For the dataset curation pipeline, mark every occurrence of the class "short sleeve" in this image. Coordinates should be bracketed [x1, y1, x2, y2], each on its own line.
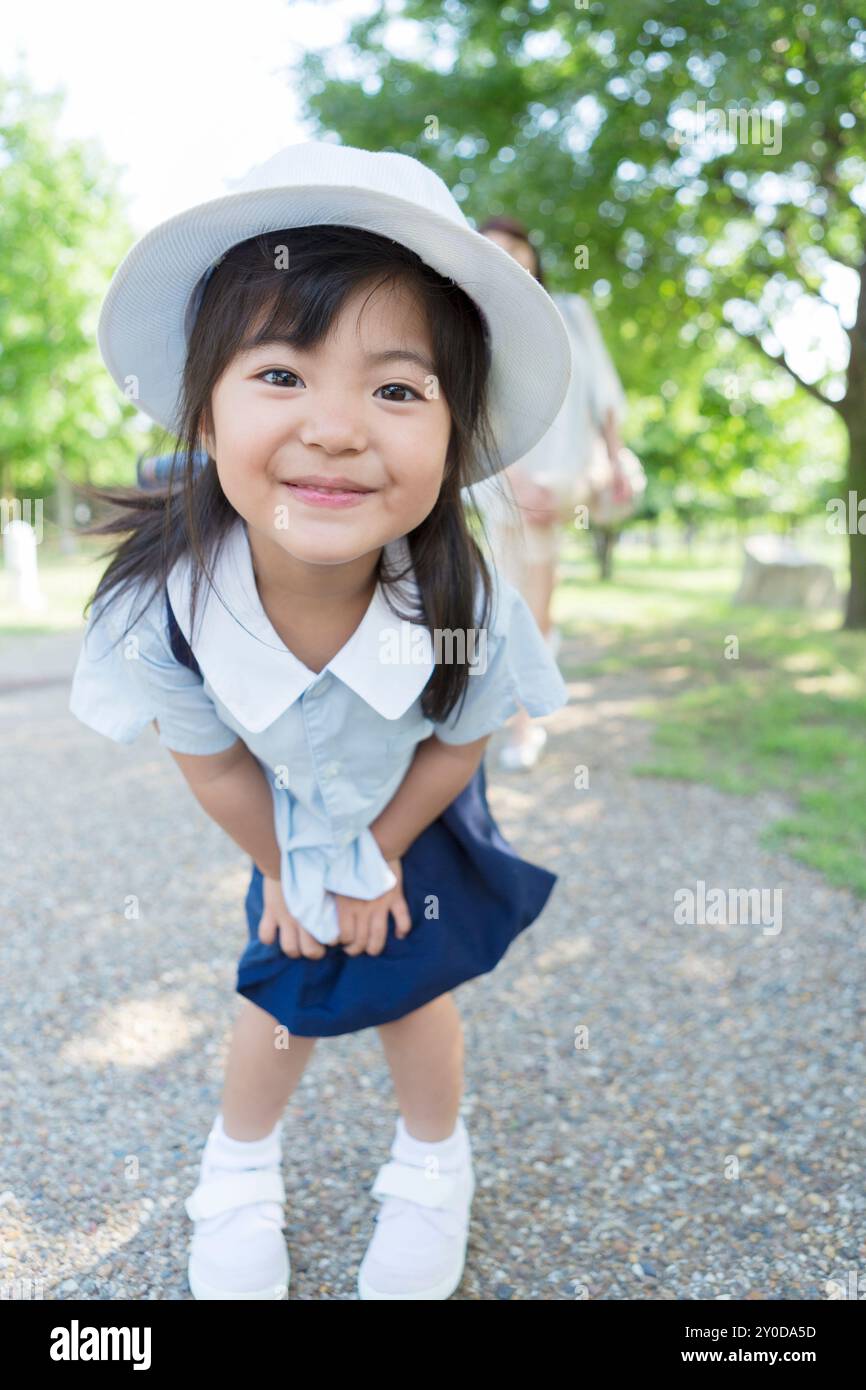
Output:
[68, 585, 241, 756]
[431, 575, 569, 745]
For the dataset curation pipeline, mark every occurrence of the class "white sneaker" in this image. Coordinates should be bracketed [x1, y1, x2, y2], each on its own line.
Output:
[497, 724, 548, 772]
[357, 1118, 475, 1300]
[184, 1117, 290, 1300]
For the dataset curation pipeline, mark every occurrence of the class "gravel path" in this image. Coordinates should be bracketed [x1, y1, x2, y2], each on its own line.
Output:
[1, 628, 863, 1301]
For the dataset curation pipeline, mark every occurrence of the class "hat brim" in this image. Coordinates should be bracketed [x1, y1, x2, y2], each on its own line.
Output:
[97, 182, 572, 485]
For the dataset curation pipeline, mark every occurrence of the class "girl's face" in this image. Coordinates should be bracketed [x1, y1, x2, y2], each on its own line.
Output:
[203, 277, 451, 569]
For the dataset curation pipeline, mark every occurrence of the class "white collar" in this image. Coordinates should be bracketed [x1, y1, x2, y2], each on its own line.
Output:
[165, 518, 434, 732]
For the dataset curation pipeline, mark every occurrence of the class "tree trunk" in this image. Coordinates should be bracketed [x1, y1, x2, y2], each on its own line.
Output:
[593, 527, 615, 580]
[841, 257, 866, 628]
[843, 415, 866, 628]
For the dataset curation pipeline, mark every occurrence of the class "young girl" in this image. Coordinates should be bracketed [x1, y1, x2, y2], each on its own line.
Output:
[68, 142, 572, 1302]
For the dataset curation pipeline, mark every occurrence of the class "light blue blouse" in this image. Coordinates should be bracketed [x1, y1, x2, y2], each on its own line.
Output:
[68, 517, 569, 945]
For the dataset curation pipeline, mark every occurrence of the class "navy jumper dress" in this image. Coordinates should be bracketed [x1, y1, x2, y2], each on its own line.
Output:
[166, 591, 560, 1038]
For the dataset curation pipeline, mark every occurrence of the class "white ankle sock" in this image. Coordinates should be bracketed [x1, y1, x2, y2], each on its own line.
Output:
[394, 1115, 466, 1168]
[210, 1111, 282, 1167]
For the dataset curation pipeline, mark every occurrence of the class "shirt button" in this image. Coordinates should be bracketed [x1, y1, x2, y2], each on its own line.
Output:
[324, 760, 340, 776]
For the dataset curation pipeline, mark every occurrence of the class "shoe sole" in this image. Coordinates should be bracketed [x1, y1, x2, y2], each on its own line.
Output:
[356, 1171, 475, 1301]
[356, 1262, 464, 1300]
[188, 1249, 290, 1301]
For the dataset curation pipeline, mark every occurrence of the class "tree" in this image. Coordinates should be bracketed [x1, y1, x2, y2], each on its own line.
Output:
[290, 0, 866, 624]
[0, 71, 139, 515]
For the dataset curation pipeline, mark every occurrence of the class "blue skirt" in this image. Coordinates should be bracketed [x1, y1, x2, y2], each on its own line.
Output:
[235, 760, 558, 1037]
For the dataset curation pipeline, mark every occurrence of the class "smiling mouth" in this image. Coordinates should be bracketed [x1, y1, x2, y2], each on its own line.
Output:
[280, 480, 376, 508]
[284, 483, 372, 493]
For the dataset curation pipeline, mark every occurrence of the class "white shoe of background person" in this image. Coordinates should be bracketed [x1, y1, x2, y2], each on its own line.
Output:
[497, 724, 548, 773]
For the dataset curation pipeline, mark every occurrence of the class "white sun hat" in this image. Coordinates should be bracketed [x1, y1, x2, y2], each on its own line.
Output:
[96, 140, 572, 488]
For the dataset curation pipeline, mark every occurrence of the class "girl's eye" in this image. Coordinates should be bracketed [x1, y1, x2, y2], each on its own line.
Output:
[255, 371, 420, 401]
[257, 369, 302, 387]
[376, 383, 421, 403]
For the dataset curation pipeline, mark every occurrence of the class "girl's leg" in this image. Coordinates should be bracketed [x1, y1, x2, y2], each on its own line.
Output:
[219, 996, 318, 1140]
[484, 511, 560, 751]
[521, 547, 557, 637]
[375, 993, 464, 1141]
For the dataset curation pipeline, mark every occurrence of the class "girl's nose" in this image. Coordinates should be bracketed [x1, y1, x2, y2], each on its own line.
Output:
[287, 378, 368, 450]
[297, 410, 368, 455]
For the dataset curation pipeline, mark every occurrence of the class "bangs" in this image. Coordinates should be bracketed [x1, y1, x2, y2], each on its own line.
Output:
[189, 227, 445, 398]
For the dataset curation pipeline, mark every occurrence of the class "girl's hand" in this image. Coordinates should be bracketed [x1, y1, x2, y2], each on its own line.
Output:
[332, 858, 412, 957]
[259, 874, 327, 960]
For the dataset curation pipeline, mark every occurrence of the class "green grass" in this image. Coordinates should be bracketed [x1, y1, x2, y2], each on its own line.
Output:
[554, 532, 866, 898]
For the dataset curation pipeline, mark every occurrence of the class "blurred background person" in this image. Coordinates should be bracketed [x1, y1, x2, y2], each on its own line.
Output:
[471, 215, 630, 771]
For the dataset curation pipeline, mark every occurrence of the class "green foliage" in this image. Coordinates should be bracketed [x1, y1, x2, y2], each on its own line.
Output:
[4, 3, 865, 567]
[0, 70, 144, 500]
[291, 0, 860, 515]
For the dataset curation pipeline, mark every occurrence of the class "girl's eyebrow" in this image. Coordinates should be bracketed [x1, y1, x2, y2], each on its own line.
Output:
[240, 337, 435, 374]
[364, 347, 436, 375]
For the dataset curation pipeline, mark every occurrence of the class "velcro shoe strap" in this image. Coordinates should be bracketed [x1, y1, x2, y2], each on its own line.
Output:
[371, 1159, 458, 1208]
[184, 1169, 285, 1221]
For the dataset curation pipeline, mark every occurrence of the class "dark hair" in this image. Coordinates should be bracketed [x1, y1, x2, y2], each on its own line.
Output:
[477, 216, 546, 288]
[74, 224, 523, 725]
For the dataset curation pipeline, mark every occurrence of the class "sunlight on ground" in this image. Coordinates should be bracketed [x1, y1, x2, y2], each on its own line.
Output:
[59, 994, 204, 1069]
